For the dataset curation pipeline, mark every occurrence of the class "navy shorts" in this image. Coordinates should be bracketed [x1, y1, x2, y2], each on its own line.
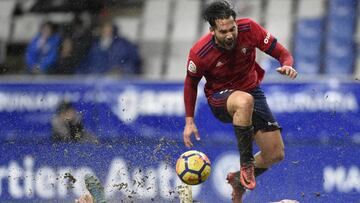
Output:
[209, 86, 281, 133]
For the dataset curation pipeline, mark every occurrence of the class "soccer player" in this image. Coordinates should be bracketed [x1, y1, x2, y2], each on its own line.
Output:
[182, 1, 297, 202]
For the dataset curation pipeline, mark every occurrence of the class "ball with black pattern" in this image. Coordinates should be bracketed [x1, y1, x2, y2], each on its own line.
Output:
[175, 150, 211, 185]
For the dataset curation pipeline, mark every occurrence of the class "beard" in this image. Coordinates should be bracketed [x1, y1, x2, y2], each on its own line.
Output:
[215, 35, 236, 50]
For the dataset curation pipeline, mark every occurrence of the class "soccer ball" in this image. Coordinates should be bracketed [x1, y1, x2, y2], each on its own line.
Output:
[175, 150, 211, 185]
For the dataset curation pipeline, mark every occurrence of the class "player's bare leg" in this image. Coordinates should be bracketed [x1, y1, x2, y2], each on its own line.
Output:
[225, 130, 284, 203]
[227, 91, 256, 190]
[253, 129, 285, 173]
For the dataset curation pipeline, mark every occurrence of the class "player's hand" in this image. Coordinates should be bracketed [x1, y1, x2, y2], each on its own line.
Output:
[183, 117, 200, 148]
[75, 191, 94, 203]
[276, 65, 297, 79]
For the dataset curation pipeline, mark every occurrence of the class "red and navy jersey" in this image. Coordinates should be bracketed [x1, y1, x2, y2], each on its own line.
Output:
[184, 18, 293, 117]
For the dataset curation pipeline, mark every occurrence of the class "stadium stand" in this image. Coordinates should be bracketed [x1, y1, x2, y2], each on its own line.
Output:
[12, 13, 74, 44]
[11, 14, 43, 43]
[258, 0, 294, 76]
[233, 0, 262, 23]
[324, 0, 357, 75]
[0, 0, 359, 77]
[166, 0, 200, 80]
[0, 0, 16, 63]
[293, 0, 326, 75]
[355, 2, 360, 78]
[139, 0, 171, 79]
[113, 16, 141, 44]
[265, 0, 293, 49]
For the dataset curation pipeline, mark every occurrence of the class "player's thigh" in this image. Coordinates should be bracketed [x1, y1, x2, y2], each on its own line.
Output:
[254, 129, 284, 156]
[226, 90, 254, 116]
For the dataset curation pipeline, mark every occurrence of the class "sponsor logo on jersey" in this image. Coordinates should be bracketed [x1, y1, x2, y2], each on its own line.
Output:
[264, 32, 271, 44]
[187, 60, 197, 73]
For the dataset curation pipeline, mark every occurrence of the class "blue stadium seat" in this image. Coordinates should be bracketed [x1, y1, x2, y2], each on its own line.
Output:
[293, 19, 324, 74]
[324, 38, 355, 74]
[357, 44, 360, 76]
[325, 55, 355, 74]
[324, 0, 357, 75]
[327, 15, 355, 40]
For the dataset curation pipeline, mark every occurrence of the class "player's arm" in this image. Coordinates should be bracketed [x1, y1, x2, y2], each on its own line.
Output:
[183, 56, 203, 148]
[270, 42, 297, 79]
[251, 19, 297, 79]
[184, 75, 201, 147]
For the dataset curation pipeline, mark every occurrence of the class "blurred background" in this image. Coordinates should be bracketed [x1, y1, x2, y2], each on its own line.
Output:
[0, 0, 359, 202]
[0, 0, 358, 79]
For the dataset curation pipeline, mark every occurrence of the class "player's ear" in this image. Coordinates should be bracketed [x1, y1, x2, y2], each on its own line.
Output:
[209, 26, 215, 35]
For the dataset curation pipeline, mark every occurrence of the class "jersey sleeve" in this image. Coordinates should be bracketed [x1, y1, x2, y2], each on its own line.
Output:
[186, 50, 204, 78]
[184, 50, 203, 117]
[249, 19, 294, 67]
[250, 19, 278, 54]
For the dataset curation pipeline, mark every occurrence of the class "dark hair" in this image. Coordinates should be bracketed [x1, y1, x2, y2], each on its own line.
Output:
[56, 101, 74, 114]
[41, 21, 56, 32]
[203, 1, 236, 27]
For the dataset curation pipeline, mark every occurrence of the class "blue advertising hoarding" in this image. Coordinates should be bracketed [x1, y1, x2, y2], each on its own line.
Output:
[0, 78, 359, 202]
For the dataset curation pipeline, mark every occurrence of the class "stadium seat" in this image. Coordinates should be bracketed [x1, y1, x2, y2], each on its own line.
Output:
[298, 0, 326, 18]
[45, 12, 74, 24]
[325, 58, 355, 75]
[356, 46, 360, 78]
[232, 0, 262, 23]
[139, 0, 171, 79]
[324, 39, 355, 75]
[113, 16, 140, 43]
[356, 3, 360, 44]
[291, 0, 327, 75]
[259, 0, 293, 75]
[166, 0, 200, 80]
[12, 12, 76, 44]
[293, 19, 324, 74]
[0, 0, 15, 41]
[354, 3, 360, 77]
[11, 14, 44, 43]
[324, 0, 357, 75]
[327, 0, 356, 40]
[0, 0, 15, 63]
[265, 0, 293, 48]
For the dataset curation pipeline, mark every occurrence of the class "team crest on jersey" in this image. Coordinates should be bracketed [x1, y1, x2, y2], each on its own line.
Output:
[187, 60, 197, 73]
[241, 47, 251, 55]
[241, 48, 247, 54]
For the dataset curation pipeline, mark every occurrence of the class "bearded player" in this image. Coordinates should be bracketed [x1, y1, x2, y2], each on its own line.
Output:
[182, 1, 297, 202]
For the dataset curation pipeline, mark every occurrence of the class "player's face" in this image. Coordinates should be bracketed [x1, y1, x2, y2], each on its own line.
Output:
[211, 16, 238, 50]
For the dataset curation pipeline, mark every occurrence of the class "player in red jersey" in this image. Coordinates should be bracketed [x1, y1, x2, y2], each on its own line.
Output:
[182, 1, 297, 202]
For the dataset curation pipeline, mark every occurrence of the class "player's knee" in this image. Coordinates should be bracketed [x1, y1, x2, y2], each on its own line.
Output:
[270, 147, 284, 164]
[233, 92, 254, 109]
[274, 149, 285, 163]
[264, 147, 284, 165]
